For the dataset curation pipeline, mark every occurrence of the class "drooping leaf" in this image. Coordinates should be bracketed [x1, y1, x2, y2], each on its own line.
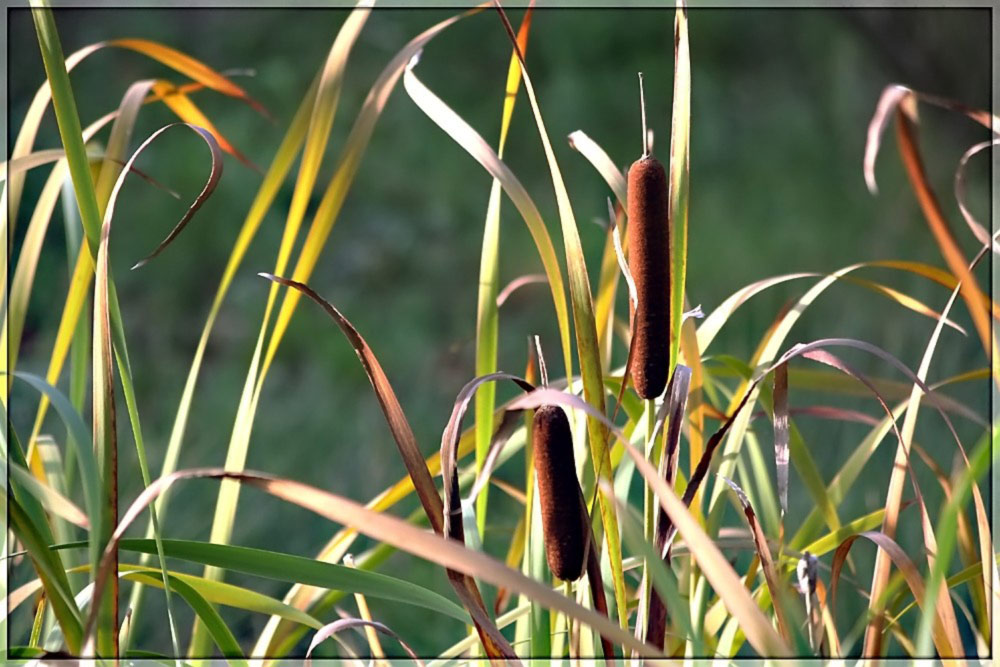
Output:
[260, 274, 517, 660]
[305, 618, 423, 666]
[953, 139, 999, 253]
[719, 475, 795, 645]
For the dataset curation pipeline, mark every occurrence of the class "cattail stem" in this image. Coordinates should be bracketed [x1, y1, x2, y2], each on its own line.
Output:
[580, 489, 615, 663]
[635, 399, 659, 655]
[645, 402, 670, 648]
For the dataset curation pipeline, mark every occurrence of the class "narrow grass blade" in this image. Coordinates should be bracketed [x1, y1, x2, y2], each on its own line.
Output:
[440, 372, 533, 539]
[126, 125, 223, 270]
[796, 347, 963, 657]
[116, 566, 324, 630]
[10, 464, 88, 530]
[667, 1, 691, 375]
[4, 112, 114, 385]
[30, 3, 103, 253]
[801, 507, 890, 556]
[954, 139, 999, 253]
[913, 434, 992, 654]
[567, 130, 627, 204]
[8, 498, 83, 654]
[719, 475, 794, 645]
[166, 576, 247, 664]
[341, 554, 386, 660]
[610, 484, 697, 652]
[66, 538, 470, 624]
[888, 99, 995, 377]
[864, 84, 996, 194]
[496, 274, 547, 307]
[92, 124, 120, 660]
[879, 243, 996, 651]
[108, 38, 269, 116]
[474, 2, 533, 541]
[830, 531, 952, 657]
[773, 364, 789, 519]
[403, 58, 572, 387]
[95, 121, 222, 657]
[646, 365, 690, 649]
[12, 372, 102, 571]
[93, 80, 156, 211]
[563, 132, 628, 371]
[697, 261, 976, 355]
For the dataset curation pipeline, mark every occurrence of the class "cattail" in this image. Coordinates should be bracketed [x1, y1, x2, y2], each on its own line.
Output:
[532, 405, 586, 581]
[627, 73, 670, 399]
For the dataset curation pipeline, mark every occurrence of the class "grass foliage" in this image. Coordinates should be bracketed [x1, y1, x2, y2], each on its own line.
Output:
[4, 2, 996, 661]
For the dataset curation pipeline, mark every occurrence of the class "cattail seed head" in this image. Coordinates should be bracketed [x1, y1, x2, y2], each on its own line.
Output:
[532, 405, 586, 581]
[627, 155, 670, 399]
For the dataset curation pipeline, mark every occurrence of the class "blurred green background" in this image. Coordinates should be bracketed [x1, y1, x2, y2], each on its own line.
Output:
[8, 6, 991, 657]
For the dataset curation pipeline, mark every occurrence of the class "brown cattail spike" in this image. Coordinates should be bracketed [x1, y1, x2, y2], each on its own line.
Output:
[627, 151, 670, 399]
[627, 72, 670, 399]
[532, 405, 587, 581]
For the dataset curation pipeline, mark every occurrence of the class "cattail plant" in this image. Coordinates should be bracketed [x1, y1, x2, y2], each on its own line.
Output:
[626, 73, 670, 399]
[532, 403, 587, 581]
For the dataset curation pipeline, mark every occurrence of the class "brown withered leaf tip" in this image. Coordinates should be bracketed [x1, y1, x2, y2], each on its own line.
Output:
[532, 405, 586, 581]
[627, 155, 670, 399]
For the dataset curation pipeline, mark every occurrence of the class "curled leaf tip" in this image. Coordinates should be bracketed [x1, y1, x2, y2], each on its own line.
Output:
[407, 51, 423, 71]
[864, 84, 917, 195]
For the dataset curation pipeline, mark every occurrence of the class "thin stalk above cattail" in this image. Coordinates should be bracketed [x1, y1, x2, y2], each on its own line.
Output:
[627, 72, 670, 400]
